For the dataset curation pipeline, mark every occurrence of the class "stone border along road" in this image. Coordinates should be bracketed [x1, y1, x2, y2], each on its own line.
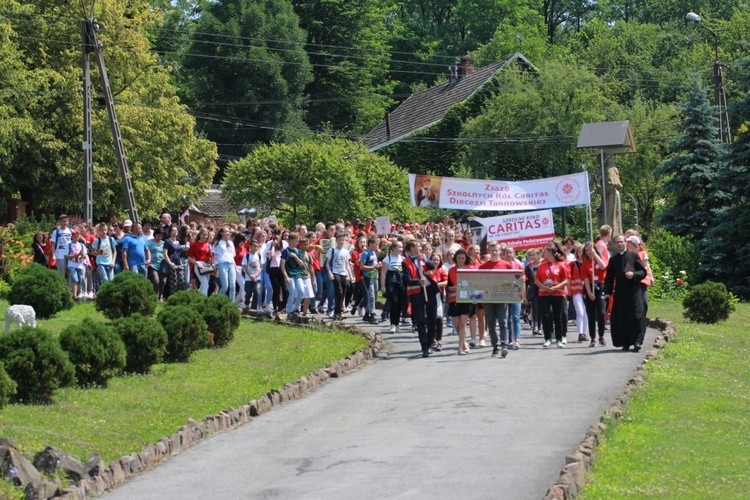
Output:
[105, 313, 660, 500]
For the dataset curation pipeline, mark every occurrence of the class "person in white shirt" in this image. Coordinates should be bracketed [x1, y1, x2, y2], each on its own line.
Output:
[50, 214, 72, 284]
[325, 233, 353, 320]
[212, 226, 236, 301]
[65, 230, 87, 298]
[242, 240, 262, 309]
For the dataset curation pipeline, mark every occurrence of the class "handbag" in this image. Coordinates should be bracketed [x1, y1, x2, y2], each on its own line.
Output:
[159, 259, 171, 277]
[197, 264, 215, 275]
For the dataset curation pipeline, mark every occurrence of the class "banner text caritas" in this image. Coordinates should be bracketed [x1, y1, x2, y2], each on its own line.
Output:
[487, 214, 543, 235]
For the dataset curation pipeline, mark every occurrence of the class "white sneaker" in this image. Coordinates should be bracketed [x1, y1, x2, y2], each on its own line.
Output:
[543, 340, 551, 348]
[514, 340, 520, 349]
[389, 325, 396, 334]
[468, 339, 476, 348]
[562, 337, 568, 345]
[327, 311, 334, 318]
[358, 307, 364, 317]
[479, 339, 486, 347]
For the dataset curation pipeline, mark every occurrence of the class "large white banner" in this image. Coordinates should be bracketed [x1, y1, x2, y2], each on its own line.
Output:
[409, 172, 590, 211]
[468, 210, 555, 252]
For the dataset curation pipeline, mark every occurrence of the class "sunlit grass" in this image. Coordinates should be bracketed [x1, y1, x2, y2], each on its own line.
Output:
[0, 301, 368, 463]
[580, 301, 750, 498]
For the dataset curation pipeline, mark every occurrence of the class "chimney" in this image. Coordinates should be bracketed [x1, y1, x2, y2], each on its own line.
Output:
[458, 55, 475, 79]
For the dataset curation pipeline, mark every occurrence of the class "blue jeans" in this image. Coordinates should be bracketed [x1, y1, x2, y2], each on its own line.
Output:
[217, 261, 236, 301]
[507, 302, 522, 342]
[245, 279, 261, 308]
[97, 263, 114, 284]
[68, 267, 84, 284]
[130, 264, 148, 278]
[311, 271, 323, 311]
[364, 276, 377, 315]
[260, 270, 272, 307]
[286, 277, 304, 313]
[321, 272, 336, 313]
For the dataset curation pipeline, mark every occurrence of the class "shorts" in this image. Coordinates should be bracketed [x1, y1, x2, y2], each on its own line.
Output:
[301, 277, 315, 299]
[69, 267, 85, 284]
[448, 301, 475, 318]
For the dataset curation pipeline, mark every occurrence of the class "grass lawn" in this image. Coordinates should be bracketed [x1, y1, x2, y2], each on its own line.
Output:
[579, 300, 750, 498]
[0, 301, 368, 464]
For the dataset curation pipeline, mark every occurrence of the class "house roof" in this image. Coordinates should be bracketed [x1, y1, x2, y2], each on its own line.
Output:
[197, 186, 232, 219]
[362, 53, 533, 151]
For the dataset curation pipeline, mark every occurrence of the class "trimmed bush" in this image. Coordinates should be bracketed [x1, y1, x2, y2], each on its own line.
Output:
[7, 263, 73, 319]
[0, 362, 17, 410]
[0, 326, 75, 404]
[59, 319, 126, 387]
[204, 294, 241, 348]
[95, 271, 157, 320]
[165, 289, 208, 311]
[112, 314, 168, 374]
[158, 306, 209, 362]
[683, 281, 735, 324]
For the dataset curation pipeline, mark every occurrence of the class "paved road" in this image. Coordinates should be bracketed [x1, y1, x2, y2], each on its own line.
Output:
[106, 315, 657, 499]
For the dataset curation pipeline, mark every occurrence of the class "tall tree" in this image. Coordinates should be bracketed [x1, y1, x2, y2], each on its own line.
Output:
[179, 0, 312, 165]
[701, 57, 750, 297]
[656, 79, 724, 240]
[291, 0, 396, 134]
[613, 96, 679, 236]
[222, 138, 412, 225]
[0, 0, 218, 218]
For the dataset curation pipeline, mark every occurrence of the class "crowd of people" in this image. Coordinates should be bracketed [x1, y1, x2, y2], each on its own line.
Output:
[31, 213, 653, 357]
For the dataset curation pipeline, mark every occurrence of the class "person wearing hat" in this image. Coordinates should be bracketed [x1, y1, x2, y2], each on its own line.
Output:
[603, 234, 647, 352]
[50, 214, 73, 282]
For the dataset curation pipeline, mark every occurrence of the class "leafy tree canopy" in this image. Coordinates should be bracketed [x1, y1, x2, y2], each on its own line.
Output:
[222, 138, 413, 226]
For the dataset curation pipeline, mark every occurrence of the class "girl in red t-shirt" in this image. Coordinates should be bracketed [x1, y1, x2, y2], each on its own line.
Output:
[534, 241, 569, 348]
[447, 249, 476, 355]
[466, 244, 486, 347]
[568, 245, 588, 343]
[426, 252, 448, 351]
[349, 236, 366, 316]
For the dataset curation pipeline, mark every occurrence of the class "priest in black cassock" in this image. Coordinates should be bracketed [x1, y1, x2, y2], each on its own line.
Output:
[603, 234, 648, 352]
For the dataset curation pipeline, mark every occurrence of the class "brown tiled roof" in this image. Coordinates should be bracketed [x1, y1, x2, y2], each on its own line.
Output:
[363, 53, 532, 151]
[197, 187, 233, 219]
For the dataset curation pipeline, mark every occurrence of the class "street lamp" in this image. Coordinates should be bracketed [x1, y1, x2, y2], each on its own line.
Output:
[238, 207, 257, 226]
[685, 11, 731, 143]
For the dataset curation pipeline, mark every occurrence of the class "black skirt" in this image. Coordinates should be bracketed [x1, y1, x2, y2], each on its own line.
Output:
[448, 301, 475, 317]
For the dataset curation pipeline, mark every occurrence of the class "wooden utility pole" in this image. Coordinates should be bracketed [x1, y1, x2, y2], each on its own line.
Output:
[81, 1, 139, 223]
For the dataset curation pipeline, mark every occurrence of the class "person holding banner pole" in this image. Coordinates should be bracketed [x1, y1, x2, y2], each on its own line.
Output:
[426, 252, 447, 352]
[402, 240, 434, 358]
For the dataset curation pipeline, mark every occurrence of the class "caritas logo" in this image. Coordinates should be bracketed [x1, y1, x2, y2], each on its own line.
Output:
[555, 177, 581, 204]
